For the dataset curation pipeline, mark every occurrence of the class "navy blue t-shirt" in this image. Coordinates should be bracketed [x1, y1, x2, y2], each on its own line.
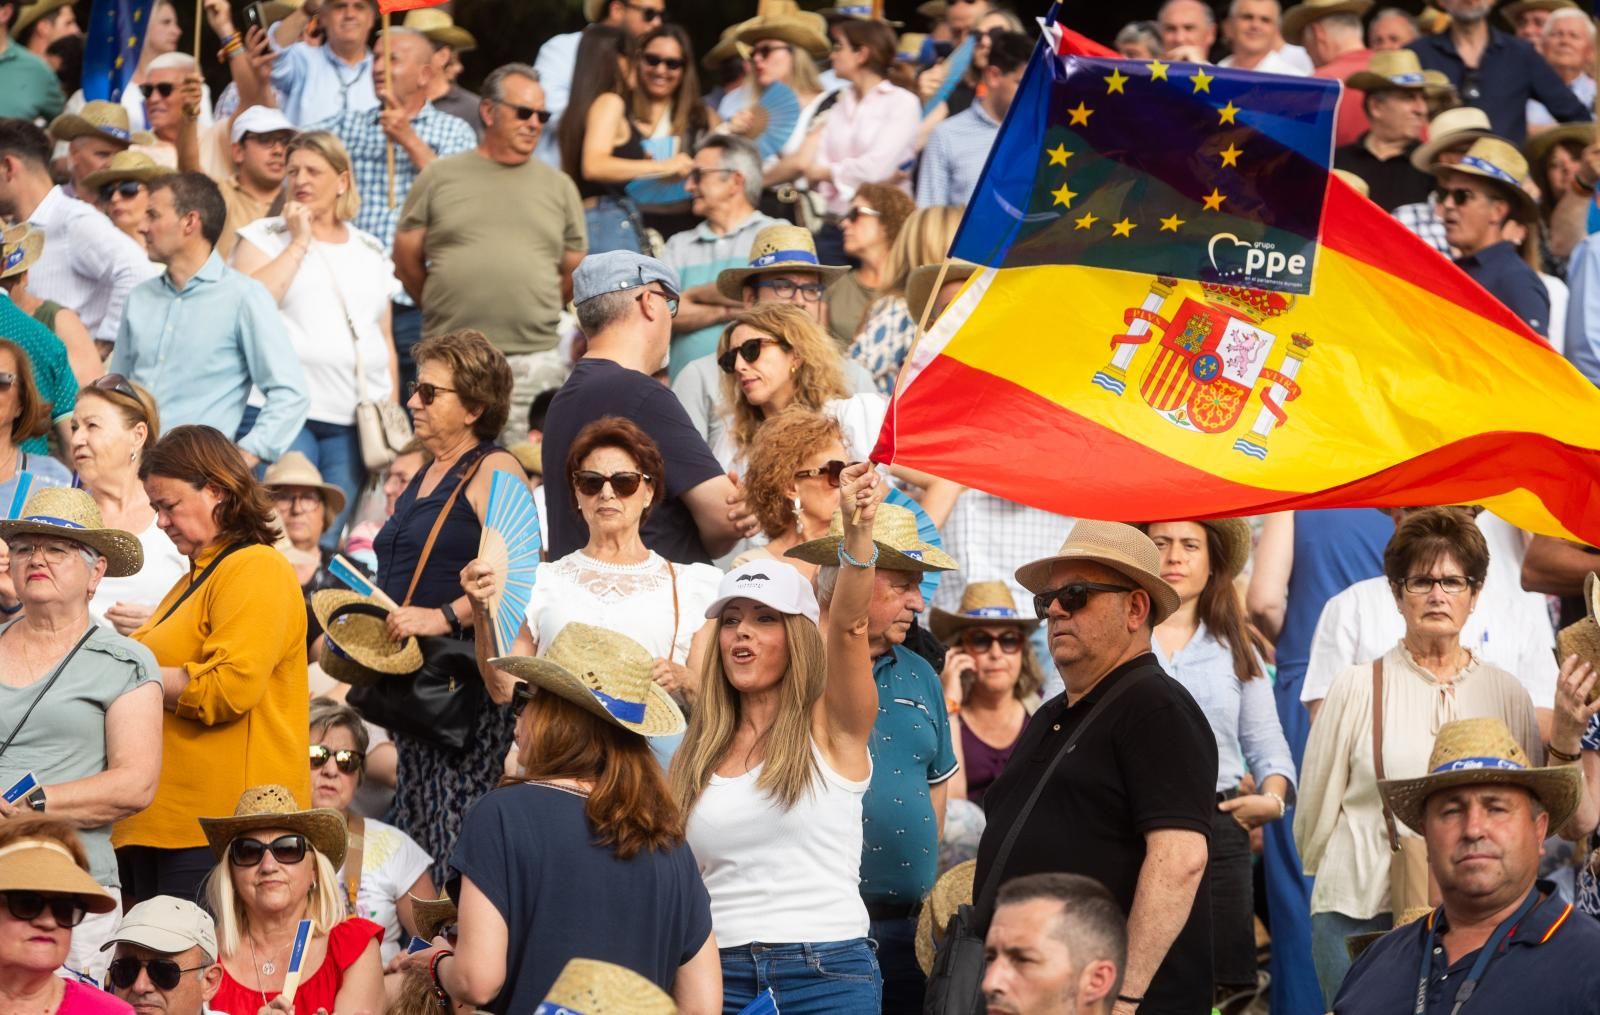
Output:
[449, 782, 712, 1012]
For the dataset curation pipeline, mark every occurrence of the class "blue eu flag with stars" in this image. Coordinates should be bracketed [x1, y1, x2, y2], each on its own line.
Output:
[83, 0, 157, 102]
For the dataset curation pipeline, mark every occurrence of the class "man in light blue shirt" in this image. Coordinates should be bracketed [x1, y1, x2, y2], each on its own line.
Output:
[532, 0, 664, 167]
[916, 31, 1030, 208]
[109, 173, 308, 465]
[267, 0, 378, 126]
[1565, 227, 1600, 386]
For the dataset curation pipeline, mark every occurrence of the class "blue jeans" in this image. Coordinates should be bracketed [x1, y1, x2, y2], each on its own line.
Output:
[1311, 910, 1390, 1007]
[584, 195, 645, 255]
[868, 917, 924, 1015]
[720, 938, 881, 1015]
[289, 420, 363, 548]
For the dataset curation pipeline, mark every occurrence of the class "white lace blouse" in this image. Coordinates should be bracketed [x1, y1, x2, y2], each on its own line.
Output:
[523, 550, 723, 663]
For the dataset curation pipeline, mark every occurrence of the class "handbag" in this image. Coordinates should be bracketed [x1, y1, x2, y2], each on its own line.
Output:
[923, 669, 1148, 1015]
[321, 246, 413, 471]
[1373, 658, 1433, 915]
[347, 452, 491, 753]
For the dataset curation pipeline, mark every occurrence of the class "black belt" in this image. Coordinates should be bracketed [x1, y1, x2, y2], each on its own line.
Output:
[1216, 787, 1240, 803]
[865, 900, 921, 921]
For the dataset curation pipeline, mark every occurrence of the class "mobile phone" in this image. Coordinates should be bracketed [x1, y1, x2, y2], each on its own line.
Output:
[242, 1, 267, 33]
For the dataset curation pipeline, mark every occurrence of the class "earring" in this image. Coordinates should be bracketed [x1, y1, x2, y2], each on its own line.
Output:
[793, 496, 805, 537]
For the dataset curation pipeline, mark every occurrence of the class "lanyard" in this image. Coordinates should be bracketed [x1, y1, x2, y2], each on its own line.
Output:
[1414, 887, 1541, 1015]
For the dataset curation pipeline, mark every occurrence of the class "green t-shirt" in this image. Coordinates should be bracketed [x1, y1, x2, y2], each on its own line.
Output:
[0, 42, 65, 120]
[827, 270, 876, 350]
[399, 150, 586, 355]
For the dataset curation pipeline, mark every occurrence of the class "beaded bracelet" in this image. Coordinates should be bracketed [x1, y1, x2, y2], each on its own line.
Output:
[428, 950, 453, 1007]
[837, 542, 879, 569]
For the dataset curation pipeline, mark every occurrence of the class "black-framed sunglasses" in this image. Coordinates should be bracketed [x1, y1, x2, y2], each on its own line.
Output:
[99, 180, 144, 203]
[139, 82, 177, 99]
[107, 957, 209, 991]
[492, 98, 551, 123]
[640, 52, 685, 71]
[793, 459, 852, 488]
[511, 680, 534, 716]
[1434, 186, 1481, 207]
[960, 630, 1025, 654]
[408, 380, 457, 406]
[752, 279, 826, 303]
[91, 372, 141, 403]
[2, 890, 86, 927]
[310, 744, 364, 773]
[572, 469, 650, 497]
[636, 286, 679, 318]
[842, 206, 881, 225]
[622, 0, 663, 20]
[1032, 581, 1135, 618]
[227, 833, 308, 868]
[749, 42, 791, 60]
[717, 336, 790, 373]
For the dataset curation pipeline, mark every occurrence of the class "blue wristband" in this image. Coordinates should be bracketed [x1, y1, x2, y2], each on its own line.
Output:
[837, 542, 879, 568]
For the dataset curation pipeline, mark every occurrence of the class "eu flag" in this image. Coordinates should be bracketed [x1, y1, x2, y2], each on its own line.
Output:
[83, 0, 157, 103]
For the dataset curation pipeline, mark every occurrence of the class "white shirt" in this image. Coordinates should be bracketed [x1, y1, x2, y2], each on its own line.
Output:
[711, 392, 889, 472]
[1220, 44, 1312, 76]
[337, 817, 432, 964]
[89, 517, 187, 626]
[524, 550, 721, 665]
[532, 29, 580, 169]
[1528, 72, 1596, 128]
[26, 186, 159, 343]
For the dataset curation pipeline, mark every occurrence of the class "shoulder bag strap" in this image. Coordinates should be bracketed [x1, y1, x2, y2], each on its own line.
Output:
[0, 624, 99, 762]
[1373, 658, 1401, 852]
[343, 813, 365, 916]
[401, 449, 492, 608]
[157, 544, 249, 626]
[314, 245, 371, 405]
[973, 667, 1149, 918]
[666, 559, 680, 661]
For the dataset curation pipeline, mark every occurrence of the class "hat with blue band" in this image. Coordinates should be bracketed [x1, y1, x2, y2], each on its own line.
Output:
[0, 487, 144, 577]
[1427, 136, 1537, 222]
[929, 581, 1042, 643]
[47, 100, 155, 148]
[1345, 49, 1454, 96]
[0, 222, 43, 282]
[491, 622, 686, 738]
[716, 224, 848, 301]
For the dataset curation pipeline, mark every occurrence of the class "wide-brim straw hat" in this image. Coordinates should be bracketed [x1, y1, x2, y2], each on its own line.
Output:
[404, 8, 475, 51]
[736, 0, 832, 59]
[1015, 519, 1182, 626]
[12, 0, 74, 39]
[1202, 517, 1253, 579]
[1409, 106, 1497, 171]
[542, 958, 676, 1014]
[917, 0, 947, 19]
[1346, 905, 1433, 960]
[48, 99, 154, 147]
[262, 450, 348, 517]
[1, 221, 43, 281]
[1429, 136, 1538, 222]
[1332, 168, 1371, 199]
[81, 150, 169, 193]
[507, 440, 542, 477]
[1500, 0, 1577, 27]
[1525, 122, 1594, 173]
[907, 259, 979, 327]
[409, 893, 457, 942]
[490, 622, 686, 738]
[1345, 50, 1455, 96]
[312, 589, 424, 685]
[915, 860, 975, 975]
[0, 487, 144, 578]
[716, 223, 848, 301]
[198, 784, 348, 869]
[703, 18, 757, 67]
[785, 502, 959, 572]
[1557, 572, 1600, 702]
[1282, 0, 1374, 41]
[1378, 717, 1583, 835]
[929, 581, 1041, 644]
[0, 837, 118, 914]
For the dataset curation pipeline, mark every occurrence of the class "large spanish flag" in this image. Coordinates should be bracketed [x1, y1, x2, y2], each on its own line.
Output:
[875, 38, 1600, 543]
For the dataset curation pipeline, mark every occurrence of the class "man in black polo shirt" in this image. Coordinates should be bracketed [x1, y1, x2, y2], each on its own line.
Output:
[1333, 50, 1444, 211]
[976, 520, 1216, 1015]
[1334, 716, 1600, 1011]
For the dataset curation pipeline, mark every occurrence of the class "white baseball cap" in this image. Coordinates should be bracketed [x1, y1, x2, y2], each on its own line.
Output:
[704, 560, 820, 626]
[231, 106, 297, 145]
[101, 896, 218, 964]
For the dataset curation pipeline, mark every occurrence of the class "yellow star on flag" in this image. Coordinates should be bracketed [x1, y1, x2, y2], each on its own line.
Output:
[1159, 213, 1186, 232]
[1111, 218, 1137, 237]
[1046, 143, 1073, 167]
[1218, 101, 1240, 125]
[1201, 188, 1226, 211]
[1067, 102, 1093, 126]
[1148, 58, 1169, 81]
[1051, 183, 1079, 208]
[1190, 68, 1214, 93]
[1105, 69, 1128, 94]
[1219, 143, 1243, 168]
[1074, 211, 1099, 230]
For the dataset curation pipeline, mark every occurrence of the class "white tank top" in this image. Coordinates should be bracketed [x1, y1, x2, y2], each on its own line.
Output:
[686, 741, 872, 948]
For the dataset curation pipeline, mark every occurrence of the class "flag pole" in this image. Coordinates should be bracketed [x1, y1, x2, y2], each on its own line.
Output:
[385, 11, 396, 208]
[194, 0, 203, 63]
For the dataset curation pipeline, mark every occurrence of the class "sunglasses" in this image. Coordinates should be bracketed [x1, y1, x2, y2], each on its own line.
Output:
[227, 833, 308, 868]
[310, 744, 364, 773]
[92, 372, 140, 403]
[640, 52, 685, 71]
[139, 82, 177, 100]
[99, 180, 144, 203]
[408, 380, 456, 406]
[793, 459, 852, 487]
[108, 957, 208, 991]
[717, 336, 790, 373]
[1434, 186, 1483, 207]
[2, 890, 86, 928]
[511, 680, 534, 717]
[842, 207, 881, 225]
[1031, 581, 1135, 618]
[960, 630, 1025, 654]
[493, 99, 551, 123]
[749, 42, 791, 60]
[572, 470, 650, 497]
[0, 371, 15, 392]
[622, 0, 662, 20]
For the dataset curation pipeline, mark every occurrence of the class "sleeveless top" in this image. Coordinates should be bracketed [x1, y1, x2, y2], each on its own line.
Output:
[686, 742, 871, 948]
[373, 441, 496, 608]
[31, 299, 63, 333]
[961, 711, 1030, 806]
[210, 918, 382, 1015]
[577, 115, 646, 201]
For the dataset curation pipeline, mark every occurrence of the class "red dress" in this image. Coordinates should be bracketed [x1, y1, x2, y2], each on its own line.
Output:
[209, 918, 383, 1015]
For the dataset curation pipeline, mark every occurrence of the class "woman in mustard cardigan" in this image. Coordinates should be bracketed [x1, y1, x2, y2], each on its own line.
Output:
[114, 425, 310, 905]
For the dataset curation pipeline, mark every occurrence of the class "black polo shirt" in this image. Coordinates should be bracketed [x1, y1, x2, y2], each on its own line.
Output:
[1408, 28, 1592, 142]
[1333, 883, 1600, 1013]
[1333, 136, 1432, 213]
[975, 653, 1217, 1015]
[1456, 239, 1550, 336]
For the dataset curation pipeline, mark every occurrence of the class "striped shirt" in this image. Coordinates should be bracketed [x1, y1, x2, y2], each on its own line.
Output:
[659, 209, 778, 378]
[916, 100, 1000, 208]
[26, 187, 159, 344]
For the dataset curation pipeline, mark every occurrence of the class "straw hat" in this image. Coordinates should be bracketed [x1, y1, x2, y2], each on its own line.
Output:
[702, 17, 757, 67]
[490, 622, 687, 738]
[1524, 122, 1594, 173]
[47, 100, 154, 147]
[715, 223, 848, 301]
[1418, 6, 1452, 31]
[1, 221, 43, 281]
[785, 502, 959, 572]
[1345, 905, 1433, 960]
[404, 8, 475, 52]
[1193, 517, 1253, 579]
[409, 893, 457, 942]
[914, 860, 975, 975]
[737, 0, 831, 59]
[820, 0, 903, 26]
[81, 150, 169, 193]
[0, 837, 118, 913]
[312, 589, 424, 685]
[1282, 0, 1374, 42]
[198, 784, 349, 869]
[1014, 520, 1182, 626]
[917, 0, 947, 19]
[1500, 0, 1576, 27]
[1409, 106, 1496, 172]
[1556, 572, 1600, 701]
[1428, 136, 1538, 222]
[1332, 168, 1370, 199]
[1378, 717, 1583, 835]
[0, 488, 144, 577]
[907, 259, 980, 327]
[12, 0, 74, 40]
[507, 440, 542, 477]
[262, 450, 348, 517]
[541, 958, 676, 1015]
[929, 581, 1041, 644]
[582, 0, 617, 21]
[897, 32, 928, 61]
[1345, 49, 1455, 97]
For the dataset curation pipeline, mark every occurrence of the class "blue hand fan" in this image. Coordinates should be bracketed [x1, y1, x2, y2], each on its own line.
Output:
[480, 470, 543, 656]
[625, 134, 691, 207]
[328, 554, 398, 609]
[750, 82, 801, 161]
[886, 486, 945, 602]
[736, 989, 779, 1015]
[5, 471, 34, 520]
[923, 33, 974, 115]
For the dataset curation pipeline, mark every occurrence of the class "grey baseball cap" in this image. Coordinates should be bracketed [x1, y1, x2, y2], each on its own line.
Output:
[101, 896, 218, 964]
[572, 250, 681, 306]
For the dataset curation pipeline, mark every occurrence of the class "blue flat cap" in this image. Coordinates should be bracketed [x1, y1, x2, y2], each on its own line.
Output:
[572, 250, 682, 305]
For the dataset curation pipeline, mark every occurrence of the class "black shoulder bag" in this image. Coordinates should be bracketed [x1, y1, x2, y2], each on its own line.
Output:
[923, 669, 1147, 1015]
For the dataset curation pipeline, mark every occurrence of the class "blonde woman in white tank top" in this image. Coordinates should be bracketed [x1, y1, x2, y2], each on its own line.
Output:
[671, 463, 885, 1014]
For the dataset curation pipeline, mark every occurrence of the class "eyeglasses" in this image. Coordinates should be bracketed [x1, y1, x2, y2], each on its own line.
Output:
[960, 630, 1025, 654]
[572, 470, 650, 497]
[408, 380, 457, 406]
[92, 372, 140, 403]
[749, 42, 791, 60]
[842, 207, 881, 225]
[1032, 581, 1135, 617]
[107, 957, 208, 991]
[640, 52, 685, 71]
[99, 180, 144, 203]
[622, 1, 663, 20]
[793, 459, 852, 487]
[273, 490, 323, 510]
[2, 891, 86, 928]
[492, 98, 552, 123]
[718, 336, 791, 373]
[636, 286, 679, 318]
[1434, 186, 1482, 207]
[310, 744, 365, 773]
[1398, 575, 1477, 595]
[139, 82, 177, 100]
[511, 680, 534, 717]
[686, 167, 735, 185]
[227, 833, 308, 867]
[753, 279, 826, 303]
[8, 540, 81, 565]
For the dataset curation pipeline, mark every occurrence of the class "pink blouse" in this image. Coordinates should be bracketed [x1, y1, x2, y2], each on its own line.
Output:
[816, 79, 921, 216]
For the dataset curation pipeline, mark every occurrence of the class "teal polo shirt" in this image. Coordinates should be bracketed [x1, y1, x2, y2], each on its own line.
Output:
[659, 210, 778, 380]
[0, 42, 65, 120]
[860, 644, 959, 906]
[0, 293, 75, 455]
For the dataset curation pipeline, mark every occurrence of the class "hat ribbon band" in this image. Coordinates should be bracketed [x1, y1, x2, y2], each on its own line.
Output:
[22, 515, 87, 529]
[751, 248, 821, 268]
[965, 606, 1021, 619]
[1432, 756, 1527, 775]
[533, 1005, 586, 1015]
[591, 688, 647, 724]
[0, 839, 77, 863]
[1385, 72, 1425, 85]
[1458, 155, 1520, 186]
[2, 247, 23, 272]
[101, 125, 131, 141]
[835, 3, 873, 12]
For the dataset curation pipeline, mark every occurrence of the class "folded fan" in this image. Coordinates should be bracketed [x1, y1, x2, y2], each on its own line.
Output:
[480, 470, 543, 656]
[5, 472, 34, 520]
[885, 486, 946, 602]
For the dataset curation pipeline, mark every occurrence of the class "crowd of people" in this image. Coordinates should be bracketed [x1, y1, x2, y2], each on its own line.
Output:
[0, 0, 1599, 1013]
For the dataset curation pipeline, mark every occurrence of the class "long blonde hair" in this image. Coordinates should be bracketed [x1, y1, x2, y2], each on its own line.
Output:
[207, 848, 345, 958]
[719, 303, 847, 459]
[881, 205, 963, 298]
[669, 613, 828, 812]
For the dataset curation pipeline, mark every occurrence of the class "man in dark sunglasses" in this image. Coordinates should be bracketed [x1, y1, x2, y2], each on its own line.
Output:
[104, 896, 222, 1015]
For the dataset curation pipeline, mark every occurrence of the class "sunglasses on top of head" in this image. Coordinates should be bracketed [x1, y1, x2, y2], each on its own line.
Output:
[793, 459, 854, 488]
[2, 890, 86, 927]
[572, 470, 650, 497]
[140, 82, 177, 100]
[107, 957, 209, 991]
[492, 98, 552, 123]
[227, 833, 308, 868]
[717, 336, 790, 373]
[1031, 581, 1135, 618]
[640, 52, 685, 71]
[309, 744, 364, 773]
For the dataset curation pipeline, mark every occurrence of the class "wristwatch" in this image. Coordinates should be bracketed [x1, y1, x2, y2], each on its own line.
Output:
[28, 786, 45, 812]
[439, 602, 463, 638]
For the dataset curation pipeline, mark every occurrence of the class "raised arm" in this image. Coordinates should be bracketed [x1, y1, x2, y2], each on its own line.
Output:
[820, 463, 883, 753]
[1246, 511, 1293, 643]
